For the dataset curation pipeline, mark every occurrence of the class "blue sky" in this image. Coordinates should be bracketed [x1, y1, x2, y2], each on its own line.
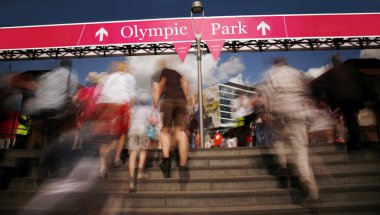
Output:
[0, 0, 379, 92]
[1, 0, 379, 27]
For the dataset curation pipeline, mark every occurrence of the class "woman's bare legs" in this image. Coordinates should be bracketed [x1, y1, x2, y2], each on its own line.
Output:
[98, 140, 118, 178]
[114, 134, 126, 166]
[128, 150, 137, 192]
[175, 127, 188, 167]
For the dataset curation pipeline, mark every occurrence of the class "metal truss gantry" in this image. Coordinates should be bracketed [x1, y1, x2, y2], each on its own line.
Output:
[1, 37, 379, 61]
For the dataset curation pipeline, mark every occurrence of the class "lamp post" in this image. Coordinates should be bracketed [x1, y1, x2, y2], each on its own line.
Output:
[191, 1, 205, 148]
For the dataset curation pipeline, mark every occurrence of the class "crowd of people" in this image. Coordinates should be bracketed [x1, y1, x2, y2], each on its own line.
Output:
[0, 58, 191, 192]
[1, 56, 378, 202]
[70, 59, 191, 192]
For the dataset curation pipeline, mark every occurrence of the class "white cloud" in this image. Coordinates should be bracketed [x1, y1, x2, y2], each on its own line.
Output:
[303, 49, 380, 80]
[228, 73, 247, 85]
[127, 54, 248, 97]
[305, 64, 330, 79]
[216, 56, 245, 81]
[127, 54, 217, 97]
[360, 49, 380, 59]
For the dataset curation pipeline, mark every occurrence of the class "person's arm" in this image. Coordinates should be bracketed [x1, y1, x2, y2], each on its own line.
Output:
[152, 82, 159, 109]
[11, 74, 38, 91]
[153, 77, 166, 109]
[180, 77, 189, 99]
[130, 96, 136, 107]
[71, 93, 80, 107]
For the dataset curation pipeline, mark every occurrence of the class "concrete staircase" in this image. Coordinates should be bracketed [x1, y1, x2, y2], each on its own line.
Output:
[0, 143, 380, 214]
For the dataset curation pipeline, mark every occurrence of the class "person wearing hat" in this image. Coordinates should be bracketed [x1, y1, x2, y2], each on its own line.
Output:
[91, 61, 136, 178]
[71, 71, 101, 149]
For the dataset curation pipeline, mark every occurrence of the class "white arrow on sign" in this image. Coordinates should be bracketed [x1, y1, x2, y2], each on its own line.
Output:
[257, 21, 270, 36]
[95, 27, 108, 42]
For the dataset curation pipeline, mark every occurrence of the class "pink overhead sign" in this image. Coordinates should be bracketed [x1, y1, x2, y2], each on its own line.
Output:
[1, 13, 379, 60]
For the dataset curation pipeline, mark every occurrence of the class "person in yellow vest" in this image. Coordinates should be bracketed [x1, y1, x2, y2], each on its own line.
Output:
[13, 114, 32, 149]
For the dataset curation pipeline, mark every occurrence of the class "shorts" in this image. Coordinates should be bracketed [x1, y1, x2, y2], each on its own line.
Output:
[160, 99, 187, 129]
[128, 132, 148, 153]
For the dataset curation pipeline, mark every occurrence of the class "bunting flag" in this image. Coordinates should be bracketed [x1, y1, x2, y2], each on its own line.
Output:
[173, 42, 192, 63]
[205, 40, 225, 61]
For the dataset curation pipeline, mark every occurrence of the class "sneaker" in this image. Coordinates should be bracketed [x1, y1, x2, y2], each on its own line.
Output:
[129, 178, 136, 192]
[98, 169, 110, 179]
[275, 167, 289, 176]
[137, 171, 148, 180]
[302, 198, 320, 208]
[179, 166, 190, 182]
[159, 158, 171, 178]
[114, 159, 123, 167]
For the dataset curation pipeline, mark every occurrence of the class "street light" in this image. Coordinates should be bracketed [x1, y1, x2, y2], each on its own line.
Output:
[191, 1, 205, 148]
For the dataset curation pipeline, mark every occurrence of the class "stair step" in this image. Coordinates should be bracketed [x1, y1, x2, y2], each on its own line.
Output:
[105, 200, 380, 215]
[114, 161, 380, 178]
[25, 158, 380, 179]
[1, 143, 375, 161]
[6, 148, 380, 167]
[9, 171, 380, 191]
[101, 200, 380, 215]
[1, 144, 380, 214]
[2, 200, 380, 215]
[1, 184, 379, 208]
[0, 143, 345, 156]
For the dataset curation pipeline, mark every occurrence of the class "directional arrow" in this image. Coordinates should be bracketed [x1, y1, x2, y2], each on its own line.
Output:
[257, 21, 270, 36]
[95, 27, 108, 41]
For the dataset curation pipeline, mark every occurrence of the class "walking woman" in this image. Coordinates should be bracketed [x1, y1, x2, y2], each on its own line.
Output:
[91, 61, 136, 178]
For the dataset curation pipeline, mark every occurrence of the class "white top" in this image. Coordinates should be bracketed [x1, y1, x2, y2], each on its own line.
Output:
[128, 105, 153, 135]
[29, 66, 78, 113]
[261, 64, 311, 115]
[261, 64, 332, 131]
[97, 71, 136, 104]
[231, 95, 253, 119]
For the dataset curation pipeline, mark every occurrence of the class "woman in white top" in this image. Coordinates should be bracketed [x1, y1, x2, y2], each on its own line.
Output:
[91, 61, 136, 178]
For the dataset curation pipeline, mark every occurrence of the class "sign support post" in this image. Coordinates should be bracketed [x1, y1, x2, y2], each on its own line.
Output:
[191, 1, 205, 148]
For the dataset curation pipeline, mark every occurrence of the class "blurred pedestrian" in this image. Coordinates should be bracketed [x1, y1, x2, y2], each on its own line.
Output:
[13, 113, 32, 149]
[71, 72, 102, 150]
[25, 59, 78, 149]
[251, 94, 269, 147]
[1, 72, 36, 149]
[91, 61, 136, 178]
[261, 58, 332, 206]
[127, 100, 154, 192]
[328, 55, 365, 150]
[231, 91, 254, 147]
[146, 111, 160, 149]
[152, 59, 190, 179]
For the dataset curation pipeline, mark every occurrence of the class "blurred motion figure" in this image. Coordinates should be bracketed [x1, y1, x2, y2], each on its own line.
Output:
[152, 59, 190, 179]
[260, 58, 332, 205]
[91, 61, 136, 178]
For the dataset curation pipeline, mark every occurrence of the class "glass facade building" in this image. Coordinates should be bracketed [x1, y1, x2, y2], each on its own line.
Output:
[189, 82, 258, 129]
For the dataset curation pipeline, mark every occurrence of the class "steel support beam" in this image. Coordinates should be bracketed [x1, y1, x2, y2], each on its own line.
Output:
[1, 37, 379, 61]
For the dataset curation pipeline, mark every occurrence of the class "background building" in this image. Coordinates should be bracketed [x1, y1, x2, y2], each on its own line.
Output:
[190, 82, 258, 129]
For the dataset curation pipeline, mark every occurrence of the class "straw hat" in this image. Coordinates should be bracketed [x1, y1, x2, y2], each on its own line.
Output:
[85, 72, 100, 85]
[110, 61, 129, 73]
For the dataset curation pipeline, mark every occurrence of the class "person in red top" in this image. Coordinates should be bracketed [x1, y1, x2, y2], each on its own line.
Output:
[214, 130, 223, 147]
[71, 72, 101, 149]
